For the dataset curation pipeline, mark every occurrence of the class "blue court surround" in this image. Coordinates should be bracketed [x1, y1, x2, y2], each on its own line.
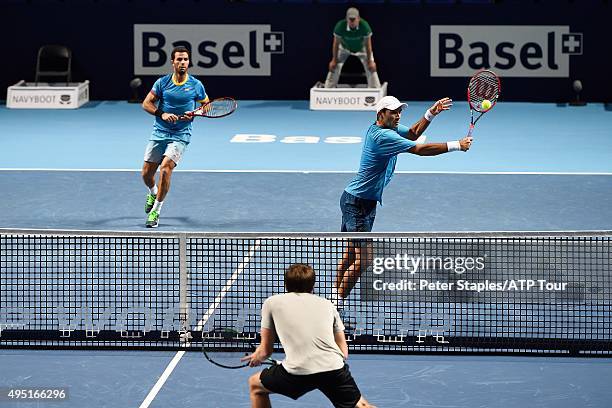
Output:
[1, 350, 612, 408]
[1, 171, 612, 231]
[1, 101, 612, 172]
[1, 100, 612, 232]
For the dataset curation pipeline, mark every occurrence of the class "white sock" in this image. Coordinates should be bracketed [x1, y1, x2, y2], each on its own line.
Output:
[149, 185, 158, 195]
[152, 200, 163, 213]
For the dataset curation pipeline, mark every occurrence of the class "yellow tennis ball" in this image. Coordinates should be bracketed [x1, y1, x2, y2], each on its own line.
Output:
[481, 99, 492, 110]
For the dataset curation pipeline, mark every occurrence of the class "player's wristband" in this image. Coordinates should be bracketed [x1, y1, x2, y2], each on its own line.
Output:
[154, 108, 164, 118]
[447, 141, 461, 152]
[424, 109, 435, 122]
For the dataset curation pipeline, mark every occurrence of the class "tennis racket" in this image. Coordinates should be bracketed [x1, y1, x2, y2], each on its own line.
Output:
[467, 69, 501, 137]
[202, 328, 278, 369]
[181, 97, 237, 120]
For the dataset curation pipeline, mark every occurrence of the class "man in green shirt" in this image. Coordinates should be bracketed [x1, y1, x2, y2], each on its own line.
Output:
[324, 7, 382, 89]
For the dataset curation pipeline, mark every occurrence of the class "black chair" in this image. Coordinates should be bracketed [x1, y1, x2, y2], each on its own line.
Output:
[35, 44, 72, 85]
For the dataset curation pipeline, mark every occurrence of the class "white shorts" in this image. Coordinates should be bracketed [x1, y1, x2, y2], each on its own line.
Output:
[144, 140, 187, 165]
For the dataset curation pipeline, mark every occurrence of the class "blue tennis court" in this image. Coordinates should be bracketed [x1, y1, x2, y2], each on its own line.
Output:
[2, 350, 612, 408]
[2, 101, 612, 232]
[1, 100, 612, 407]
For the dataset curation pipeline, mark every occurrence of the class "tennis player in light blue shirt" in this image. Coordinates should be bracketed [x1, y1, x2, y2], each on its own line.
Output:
[141, 46, 208, 228]
[344, 122, 417, 204]
[150, 73, 206, 144]
[332, 95, 474, 309]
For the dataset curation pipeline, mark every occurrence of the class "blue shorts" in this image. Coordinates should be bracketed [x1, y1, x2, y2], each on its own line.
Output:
[340, 191, 377, 232]
[144, 139, 187, 165]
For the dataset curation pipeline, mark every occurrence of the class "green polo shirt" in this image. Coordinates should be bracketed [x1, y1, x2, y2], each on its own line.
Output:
[333, 18, 372, 53]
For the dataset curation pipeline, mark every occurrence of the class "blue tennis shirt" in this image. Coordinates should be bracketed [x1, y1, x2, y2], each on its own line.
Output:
[150, 74, 207, 143]
[345, 123, 417, 204]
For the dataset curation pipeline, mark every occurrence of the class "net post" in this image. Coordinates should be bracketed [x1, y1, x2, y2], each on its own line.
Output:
[179, 233, 191, 342]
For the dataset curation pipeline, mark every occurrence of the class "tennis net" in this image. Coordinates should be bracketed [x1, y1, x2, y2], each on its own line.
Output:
[1, 229, 610, 355]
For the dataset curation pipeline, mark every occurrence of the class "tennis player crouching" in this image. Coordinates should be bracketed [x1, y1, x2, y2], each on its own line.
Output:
[244, 264, 376, 408]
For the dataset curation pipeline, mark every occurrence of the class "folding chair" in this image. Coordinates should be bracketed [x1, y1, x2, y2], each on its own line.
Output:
[35, 44, 72, 85]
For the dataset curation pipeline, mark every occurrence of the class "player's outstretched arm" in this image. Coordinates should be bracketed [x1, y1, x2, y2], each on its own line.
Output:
[408, 135, 472, 156]
[408, 97, 453, 140]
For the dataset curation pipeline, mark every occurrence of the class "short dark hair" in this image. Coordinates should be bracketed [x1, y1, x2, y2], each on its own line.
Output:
[284, 264, 316, 293]
[376, 109, 388, 121]
[171, 46, 191, 61]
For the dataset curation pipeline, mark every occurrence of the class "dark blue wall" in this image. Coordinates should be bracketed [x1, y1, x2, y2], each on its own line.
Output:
[2, 1, 611, 102]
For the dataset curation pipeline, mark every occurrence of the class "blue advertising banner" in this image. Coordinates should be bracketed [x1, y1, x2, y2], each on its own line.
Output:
[2, 1, 610, 102]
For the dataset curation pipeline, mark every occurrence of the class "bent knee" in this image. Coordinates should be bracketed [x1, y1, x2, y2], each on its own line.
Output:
[356, 396, 374, 408]
[248, 374, 260, 389]
[159, 164, 174, 176]
[248, 374, 268, 394]
[142, 163, 157, 178]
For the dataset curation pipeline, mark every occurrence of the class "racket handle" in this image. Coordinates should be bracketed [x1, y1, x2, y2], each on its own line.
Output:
[467, 124, 474, 138]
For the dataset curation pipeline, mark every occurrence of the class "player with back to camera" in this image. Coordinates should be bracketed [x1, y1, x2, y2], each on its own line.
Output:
[245, 264, 377, 408]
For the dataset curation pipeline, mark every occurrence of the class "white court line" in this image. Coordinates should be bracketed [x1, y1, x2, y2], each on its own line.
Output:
[1, 168, 612, 176]
[138, 351, 186, 408]
[138, 241, 261, 408]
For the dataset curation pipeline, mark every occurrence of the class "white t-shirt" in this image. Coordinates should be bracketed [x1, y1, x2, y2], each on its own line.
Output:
[261, 292, 346, 375]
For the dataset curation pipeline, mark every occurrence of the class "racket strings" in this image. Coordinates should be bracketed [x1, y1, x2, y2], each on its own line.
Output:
[469, 73, 499, 105]
[204, 98, 237, 117]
